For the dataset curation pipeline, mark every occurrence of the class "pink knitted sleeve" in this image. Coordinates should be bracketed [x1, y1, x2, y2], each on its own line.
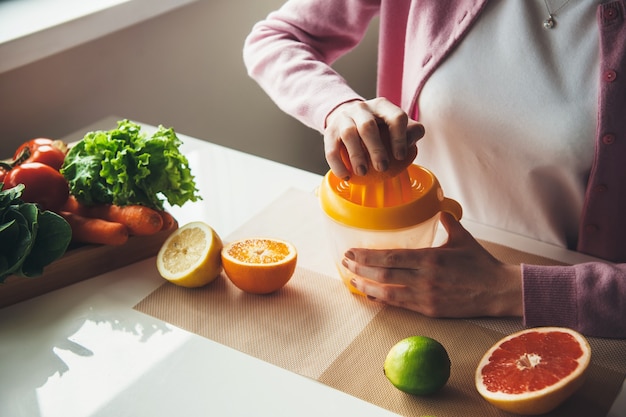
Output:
[522, 262, 626, 338]
[243, 0, 380, 132]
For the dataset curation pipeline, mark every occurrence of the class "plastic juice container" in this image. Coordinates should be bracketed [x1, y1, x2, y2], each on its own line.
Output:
[318, 164, 462, 295]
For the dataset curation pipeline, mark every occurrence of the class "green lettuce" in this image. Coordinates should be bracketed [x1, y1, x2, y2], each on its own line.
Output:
[61, 120, 201, 210]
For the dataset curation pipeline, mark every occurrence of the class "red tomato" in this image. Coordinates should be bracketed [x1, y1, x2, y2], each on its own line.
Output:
[0, 165, 8, 183]
[13, 138, 67, 171]
[13, 138, 54, 157]
[4, 162, 69, 212]
[26, 144, 67, 171]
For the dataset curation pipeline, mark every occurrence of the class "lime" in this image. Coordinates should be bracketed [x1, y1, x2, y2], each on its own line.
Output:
[384, 336, 451, 396]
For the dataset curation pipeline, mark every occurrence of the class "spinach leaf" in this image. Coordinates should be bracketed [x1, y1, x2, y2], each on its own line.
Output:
[20, 210, 71, 277]
[0, 186, 71, 282]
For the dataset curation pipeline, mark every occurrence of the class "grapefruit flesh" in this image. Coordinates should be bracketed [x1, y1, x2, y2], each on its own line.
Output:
[475, 327, 591, 415]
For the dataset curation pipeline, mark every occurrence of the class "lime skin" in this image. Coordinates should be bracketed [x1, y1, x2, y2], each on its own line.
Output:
[384, 336, 451, 396]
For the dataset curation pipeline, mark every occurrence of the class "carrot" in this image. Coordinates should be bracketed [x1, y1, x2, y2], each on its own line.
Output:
[60, 211, 129, 246]
[63, 199, 163, 236]
[90, 204, 164, 235]
[60, 195, 82, 213]
[159, 210, 178, 231]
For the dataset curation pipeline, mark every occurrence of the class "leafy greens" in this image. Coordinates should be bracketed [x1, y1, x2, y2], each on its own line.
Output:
[60, 120, 201, 210]
[0, 184, 72, 282]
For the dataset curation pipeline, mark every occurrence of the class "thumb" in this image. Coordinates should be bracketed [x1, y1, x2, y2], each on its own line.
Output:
[406, 120, 425, 147]
[439, 211, 472, 246]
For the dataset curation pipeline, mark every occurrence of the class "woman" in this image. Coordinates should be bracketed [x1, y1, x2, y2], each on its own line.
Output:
[243, 0, 626, 338]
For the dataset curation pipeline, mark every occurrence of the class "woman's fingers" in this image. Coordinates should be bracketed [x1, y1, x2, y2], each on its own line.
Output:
[324, 98, 424, 179]
[342, 212, 524, 318]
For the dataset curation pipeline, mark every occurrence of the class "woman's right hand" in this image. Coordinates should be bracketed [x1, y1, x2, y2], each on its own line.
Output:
[323, 97, 425, 180]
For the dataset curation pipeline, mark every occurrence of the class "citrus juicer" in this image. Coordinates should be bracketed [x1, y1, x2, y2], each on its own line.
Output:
[318, 131, 462, 295]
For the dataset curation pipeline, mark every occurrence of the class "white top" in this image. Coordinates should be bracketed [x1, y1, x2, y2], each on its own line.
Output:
[417, 0, 599, 248]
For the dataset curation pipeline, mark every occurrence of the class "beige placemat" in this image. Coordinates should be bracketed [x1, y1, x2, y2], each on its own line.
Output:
[135, 266, 381, 379]
[134, 188, 626, 416]
[319, 307, 624, 417]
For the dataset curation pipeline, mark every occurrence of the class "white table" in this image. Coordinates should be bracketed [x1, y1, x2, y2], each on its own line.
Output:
[0, 120, 623, 417]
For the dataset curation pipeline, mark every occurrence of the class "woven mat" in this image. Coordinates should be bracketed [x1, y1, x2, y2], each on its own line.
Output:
[134, 188, 626, 417]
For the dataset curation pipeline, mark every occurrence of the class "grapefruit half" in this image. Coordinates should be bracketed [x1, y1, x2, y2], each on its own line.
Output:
[475, 327, 591, 415]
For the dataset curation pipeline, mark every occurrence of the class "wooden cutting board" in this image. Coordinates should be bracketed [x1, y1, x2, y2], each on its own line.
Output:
[0, 228, 174, 308]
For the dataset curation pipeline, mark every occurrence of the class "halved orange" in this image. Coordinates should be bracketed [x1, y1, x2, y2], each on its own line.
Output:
[475, 327, 591, 415]
[221, 237, 297, 294]
[339, 123, 417, 185]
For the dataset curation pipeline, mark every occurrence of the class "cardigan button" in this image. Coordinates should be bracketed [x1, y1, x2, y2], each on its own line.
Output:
[602, 3, 621, 24]
[603, 133, 616, 145]
[603, 69, 617, 82]
[604, 7, 618, 20]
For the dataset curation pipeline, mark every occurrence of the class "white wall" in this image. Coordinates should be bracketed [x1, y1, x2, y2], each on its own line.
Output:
[0, 1, 378, 175]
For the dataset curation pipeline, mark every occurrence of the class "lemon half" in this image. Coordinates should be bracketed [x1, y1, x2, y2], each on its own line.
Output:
[156, 221, 223, 288]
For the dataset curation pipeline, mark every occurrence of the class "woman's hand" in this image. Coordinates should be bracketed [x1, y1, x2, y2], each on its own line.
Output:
[324, 98, 425, 180]
[342, 213, 523, 318]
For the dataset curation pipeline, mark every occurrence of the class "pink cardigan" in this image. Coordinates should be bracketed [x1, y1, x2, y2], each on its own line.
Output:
[243, 0, 626, 338]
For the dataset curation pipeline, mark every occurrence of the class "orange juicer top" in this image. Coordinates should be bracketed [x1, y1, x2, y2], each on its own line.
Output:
[319, 161, 462, 231]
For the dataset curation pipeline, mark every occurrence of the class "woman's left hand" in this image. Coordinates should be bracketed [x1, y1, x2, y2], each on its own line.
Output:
[343, 213, 523, 318]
